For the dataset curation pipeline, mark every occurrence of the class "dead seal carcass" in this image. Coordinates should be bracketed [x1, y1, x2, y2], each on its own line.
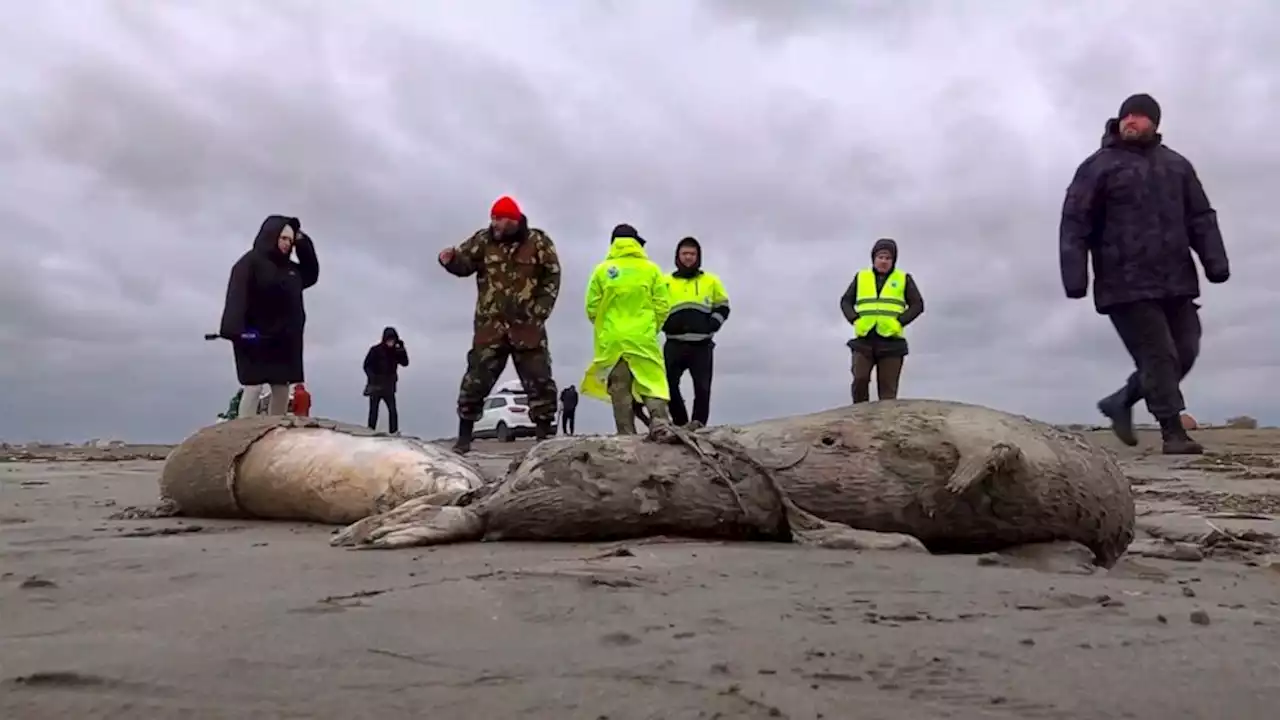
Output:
[159, 416, 485, 524]
[333, 399, 1136, 567]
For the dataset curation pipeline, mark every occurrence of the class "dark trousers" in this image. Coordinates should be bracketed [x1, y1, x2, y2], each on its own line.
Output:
[851, 350, 904, 403]
[665, 340, 714, 426]
[1107, 298, 1201, 421]
[560, 409, 576, 435]
[457, 344, 557, 424]
[368, 394, 399, 434]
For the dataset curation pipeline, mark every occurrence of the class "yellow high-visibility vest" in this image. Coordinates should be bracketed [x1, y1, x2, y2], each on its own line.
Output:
[664, 271, 729, 342]
[853, 268, 907, 338]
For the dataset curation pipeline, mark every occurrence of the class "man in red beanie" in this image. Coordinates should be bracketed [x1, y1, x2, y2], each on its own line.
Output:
[438, 195, 561, 453]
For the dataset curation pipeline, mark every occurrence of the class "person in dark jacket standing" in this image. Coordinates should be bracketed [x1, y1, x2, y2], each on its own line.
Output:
[559, 385, 578, 435]
[363, 327, 409, 434]
[839, 238, 924, 403]
[220, 215, 319, 418]
[662, 237, 730, 429]
[1060, 94, 1229, 455]
[439, 196, 561, 453]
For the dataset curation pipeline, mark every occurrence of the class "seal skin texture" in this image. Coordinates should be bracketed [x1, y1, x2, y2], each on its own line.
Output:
[159, 416, 486, 524]
[333, 400, 1135, 568]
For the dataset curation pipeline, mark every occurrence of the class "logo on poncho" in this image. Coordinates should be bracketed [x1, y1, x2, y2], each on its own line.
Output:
[606, 265, 619, 279]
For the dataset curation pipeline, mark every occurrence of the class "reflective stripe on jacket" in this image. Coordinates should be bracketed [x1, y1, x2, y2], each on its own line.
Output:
[853, 267, 907, 338]
[662, 271, 730, 342]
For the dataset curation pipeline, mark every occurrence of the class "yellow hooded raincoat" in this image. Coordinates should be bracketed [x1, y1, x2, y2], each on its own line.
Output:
[581, 237, 671, 403]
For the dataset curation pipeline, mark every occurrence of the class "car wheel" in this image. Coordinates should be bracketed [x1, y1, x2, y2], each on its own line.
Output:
[496, 421, 513, 442]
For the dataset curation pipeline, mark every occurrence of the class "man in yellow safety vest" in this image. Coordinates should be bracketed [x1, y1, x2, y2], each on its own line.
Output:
[838, 238, 925, 403]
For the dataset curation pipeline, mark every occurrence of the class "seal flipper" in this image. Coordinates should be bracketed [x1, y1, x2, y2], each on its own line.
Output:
[792, 523, 928, 552]
[925, 442, 1023, 518]
[331, 497, 485, 549]
[944, 442, 1022, 495]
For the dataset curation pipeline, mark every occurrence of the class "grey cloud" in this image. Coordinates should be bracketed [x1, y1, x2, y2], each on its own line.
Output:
[1, 1, 1277, 443]
[701, 0, 938, 44]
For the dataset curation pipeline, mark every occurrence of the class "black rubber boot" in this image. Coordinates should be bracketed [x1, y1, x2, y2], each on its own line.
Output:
[1158, 416, 1204, 455]
[534, 421, 554, 441]
[1097, 391, 1138, 447]
[452, 419, 474, 455]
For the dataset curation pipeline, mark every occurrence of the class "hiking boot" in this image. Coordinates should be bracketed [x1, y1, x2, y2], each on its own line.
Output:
[1158, 416, 1204, 455]
[452, 419, 475, 455]
[643, 398, 673, 435]
[534, 421, 554, 441]
[1097, 392, 1138, 447]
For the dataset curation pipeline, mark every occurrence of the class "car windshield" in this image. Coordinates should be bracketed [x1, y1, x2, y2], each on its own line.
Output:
[512, 395, 528, 405]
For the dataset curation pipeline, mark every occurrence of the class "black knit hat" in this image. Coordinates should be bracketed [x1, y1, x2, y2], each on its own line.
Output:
[1118, 93, 1161, 127]
[611, 223, 645, 246]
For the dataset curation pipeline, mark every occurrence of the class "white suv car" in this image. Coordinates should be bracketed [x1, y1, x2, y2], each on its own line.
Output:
[474, 392, 546, 442]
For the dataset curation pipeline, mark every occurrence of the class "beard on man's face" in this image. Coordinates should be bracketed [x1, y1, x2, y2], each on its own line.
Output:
[1120, 117, 1152, 135]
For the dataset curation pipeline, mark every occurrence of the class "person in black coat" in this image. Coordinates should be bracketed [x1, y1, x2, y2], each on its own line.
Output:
[219, 215, 319, 417]
[1060, 94, 1229, 455]
[558, 385, 578, 435]
[364, 327, 410, 434]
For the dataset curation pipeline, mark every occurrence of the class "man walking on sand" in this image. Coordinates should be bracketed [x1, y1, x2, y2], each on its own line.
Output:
[839, 238, 924, 403]
[581, 224, 672, 435]
[662, 236, 730, 430]
[439, 195, 562, 454]
[1060, 93, 1229, 455]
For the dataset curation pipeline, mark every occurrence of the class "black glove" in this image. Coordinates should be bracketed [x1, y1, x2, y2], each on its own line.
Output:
[1065, 286, 1088, 299]
[1206, 270, 1229, 284]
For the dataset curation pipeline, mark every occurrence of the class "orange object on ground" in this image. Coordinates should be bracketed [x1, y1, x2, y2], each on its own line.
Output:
[1180, 413, 1197, 430]
[292, 384, 312, 417]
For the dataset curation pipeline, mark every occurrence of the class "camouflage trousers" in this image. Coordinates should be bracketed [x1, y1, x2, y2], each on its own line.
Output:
[457, 343, 557, 424]
[607, 359, 670, 435]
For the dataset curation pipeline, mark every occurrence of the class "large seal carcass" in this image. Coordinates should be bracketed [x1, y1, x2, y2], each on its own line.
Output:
[333, 399, 1136, 567]
[159, 416, 485, 524]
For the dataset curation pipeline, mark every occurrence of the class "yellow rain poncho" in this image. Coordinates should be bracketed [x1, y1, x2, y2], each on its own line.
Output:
[581, 237, 671, 402]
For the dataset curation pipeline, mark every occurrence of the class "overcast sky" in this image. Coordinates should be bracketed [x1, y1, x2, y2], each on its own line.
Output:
[1, 1, 1275, 443]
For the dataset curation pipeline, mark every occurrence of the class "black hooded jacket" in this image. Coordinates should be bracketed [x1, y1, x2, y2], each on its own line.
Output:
[839, 238, 924, 356]
[1060, 119, 1229, 312]
[220, 215, 319, 385]
[363, 326, 409, 395]
[559, 385, 579, 412]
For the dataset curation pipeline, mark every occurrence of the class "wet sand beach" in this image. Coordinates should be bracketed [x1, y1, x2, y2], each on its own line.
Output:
[3, 429, 1280, 719]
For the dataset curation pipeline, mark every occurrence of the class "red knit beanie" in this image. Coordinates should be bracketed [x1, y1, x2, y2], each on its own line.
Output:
[490, 195, 522, 221]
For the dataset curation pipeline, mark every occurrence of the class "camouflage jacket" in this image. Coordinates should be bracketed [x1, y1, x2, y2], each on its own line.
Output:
[443, 225, 561, 349]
